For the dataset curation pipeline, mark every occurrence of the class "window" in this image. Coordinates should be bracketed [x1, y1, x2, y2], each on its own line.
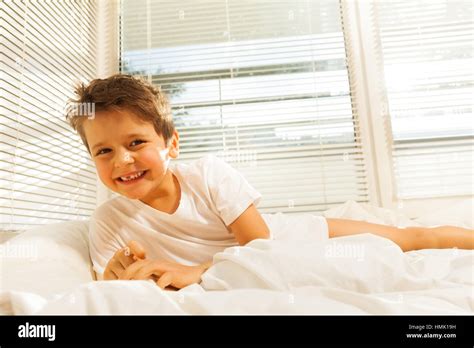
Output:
[121, 0, 369, 213]
[0, 0, 101, 231]
[3, 0, 465, 228]
[374, 0, 473, 199]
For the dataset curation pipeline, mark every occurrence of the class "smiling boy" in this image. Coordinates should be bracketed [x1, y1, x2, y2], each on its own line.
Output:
[67, 74, 473, 290]
[67, 75, 272, 288]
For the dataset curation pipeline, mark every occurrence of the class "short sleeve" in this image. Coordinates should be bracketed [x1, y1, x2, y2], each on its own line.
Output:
[88, 206, 124, 280]
[204, 155, 262, 226]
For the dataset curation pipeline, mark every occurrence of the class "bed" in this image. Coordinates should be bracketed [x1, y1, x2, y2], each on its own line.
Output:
[0, 199, 472, 315]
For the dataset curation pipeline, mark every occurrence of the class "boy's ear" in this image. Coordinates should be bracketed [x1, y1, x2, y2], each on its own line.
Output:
[168, 130, 179, 158]
[169, 147, 179, 158]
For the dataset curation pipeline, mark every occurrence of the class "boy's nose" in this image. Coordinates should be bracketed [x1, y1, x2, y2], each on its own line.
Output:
[114, 150, 134, 167]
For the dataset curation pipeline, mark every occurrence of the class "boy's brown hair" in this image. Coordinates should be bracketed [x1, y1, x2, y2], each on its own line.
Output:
[66, 74, 174, 153]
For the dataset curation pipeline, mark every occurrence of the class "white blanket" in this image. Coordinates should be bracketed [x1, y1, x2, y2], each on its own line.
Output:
[1, 200, 473, 315]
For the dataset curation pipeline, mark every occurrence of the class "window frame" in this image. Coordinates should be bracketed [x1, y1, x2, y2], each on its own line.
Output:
[342, 0, 473, 218]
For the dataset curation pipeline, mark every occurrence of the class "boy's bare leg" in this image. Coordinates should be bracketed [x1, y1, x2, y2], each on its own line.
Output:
[326, 218, 474, 252]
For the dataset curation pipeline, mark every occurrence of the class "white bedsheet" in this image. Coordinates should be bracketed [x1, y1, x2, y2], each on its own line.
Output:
[1, 200, 473, 315]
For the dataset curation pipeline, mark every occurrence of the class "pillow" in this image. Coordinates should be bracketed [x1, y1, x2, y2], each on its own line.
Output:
[0, 220, 94, 299]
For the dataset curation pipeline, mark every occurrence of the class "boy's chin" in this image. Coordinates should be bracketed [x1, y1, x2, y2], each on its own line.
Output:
[108, 185, 148, 200]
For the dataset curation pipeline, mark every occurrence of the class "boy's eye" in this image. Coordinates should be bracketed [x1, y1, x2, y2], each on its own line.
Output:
[95, 148, 111, 156]
[94, 140, 145, 156]
[130, 139, 145, 146]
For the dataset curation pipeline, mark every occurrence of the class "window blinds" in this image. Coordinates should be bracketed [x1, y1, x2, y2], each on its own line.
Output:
[373, 0, 473, 199]
[0, 0, 99, 231]
[121, 0, 369, 213]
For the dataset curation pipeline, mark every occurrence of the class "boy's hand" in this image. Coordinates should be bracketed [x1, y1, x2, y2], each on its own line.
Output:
[119, 259, 211, 290]
[103, 240, 147, 280]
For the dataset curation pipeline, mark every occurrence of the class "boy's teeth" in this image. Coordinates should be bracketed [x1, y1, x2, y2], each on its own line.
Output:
[121, 171, 144, 181]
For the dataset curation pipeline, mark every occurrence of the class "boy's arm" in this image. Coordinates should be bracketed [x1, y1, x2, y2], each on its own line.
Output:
[326, 218, 474, 251]
[228, 204, 271, 245]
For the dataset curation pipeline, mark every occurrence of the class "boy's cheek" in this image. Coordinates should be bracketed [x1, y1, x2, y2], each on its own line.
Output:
[97, 173, 113, 188]
[139, 151, 167, 171]
[139, 149, 159, 162]
[94, 164, 114, 184]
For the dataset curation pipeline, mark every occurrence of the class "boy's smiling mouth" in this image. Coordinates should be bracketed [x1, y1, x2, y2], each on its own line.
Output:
[116, 170, 148, 183]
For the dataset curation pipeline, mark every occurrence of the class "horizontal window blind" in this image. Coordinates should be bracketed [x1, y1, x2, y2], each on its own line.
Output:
[121, 0, 369, 213]
[0, 0, 99, 231]
[373, 0, 474, 199]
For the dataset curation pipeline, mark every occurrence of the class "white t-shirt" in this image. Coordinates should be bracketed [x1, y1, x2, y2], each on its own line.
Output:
[89, 155, 329, 278]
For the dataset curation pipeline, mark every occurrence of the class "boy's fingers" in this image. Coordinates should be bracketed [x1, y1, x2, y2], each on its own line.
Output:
[133, 263, 164, 280]
[120, 259, 150, 280]
[117, 247, 136, 268]
[103, 268, 117, 280]
[104, 258, 123, 280]
[156, 272, 174, 289]
[112, 247, 130, 262]
[113, 242, 145, 269]
[127, 240, 146, 260]
[105, 245, 146, 280]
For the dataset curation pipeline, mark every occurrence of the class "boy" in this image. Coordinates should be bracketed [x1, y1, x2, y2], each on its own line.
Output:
[67, 74, 473, 290]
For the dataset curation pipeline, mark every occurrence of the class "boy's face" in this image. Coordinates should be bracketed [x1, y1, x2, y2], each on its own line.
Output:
[82, 109, 179, 201]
